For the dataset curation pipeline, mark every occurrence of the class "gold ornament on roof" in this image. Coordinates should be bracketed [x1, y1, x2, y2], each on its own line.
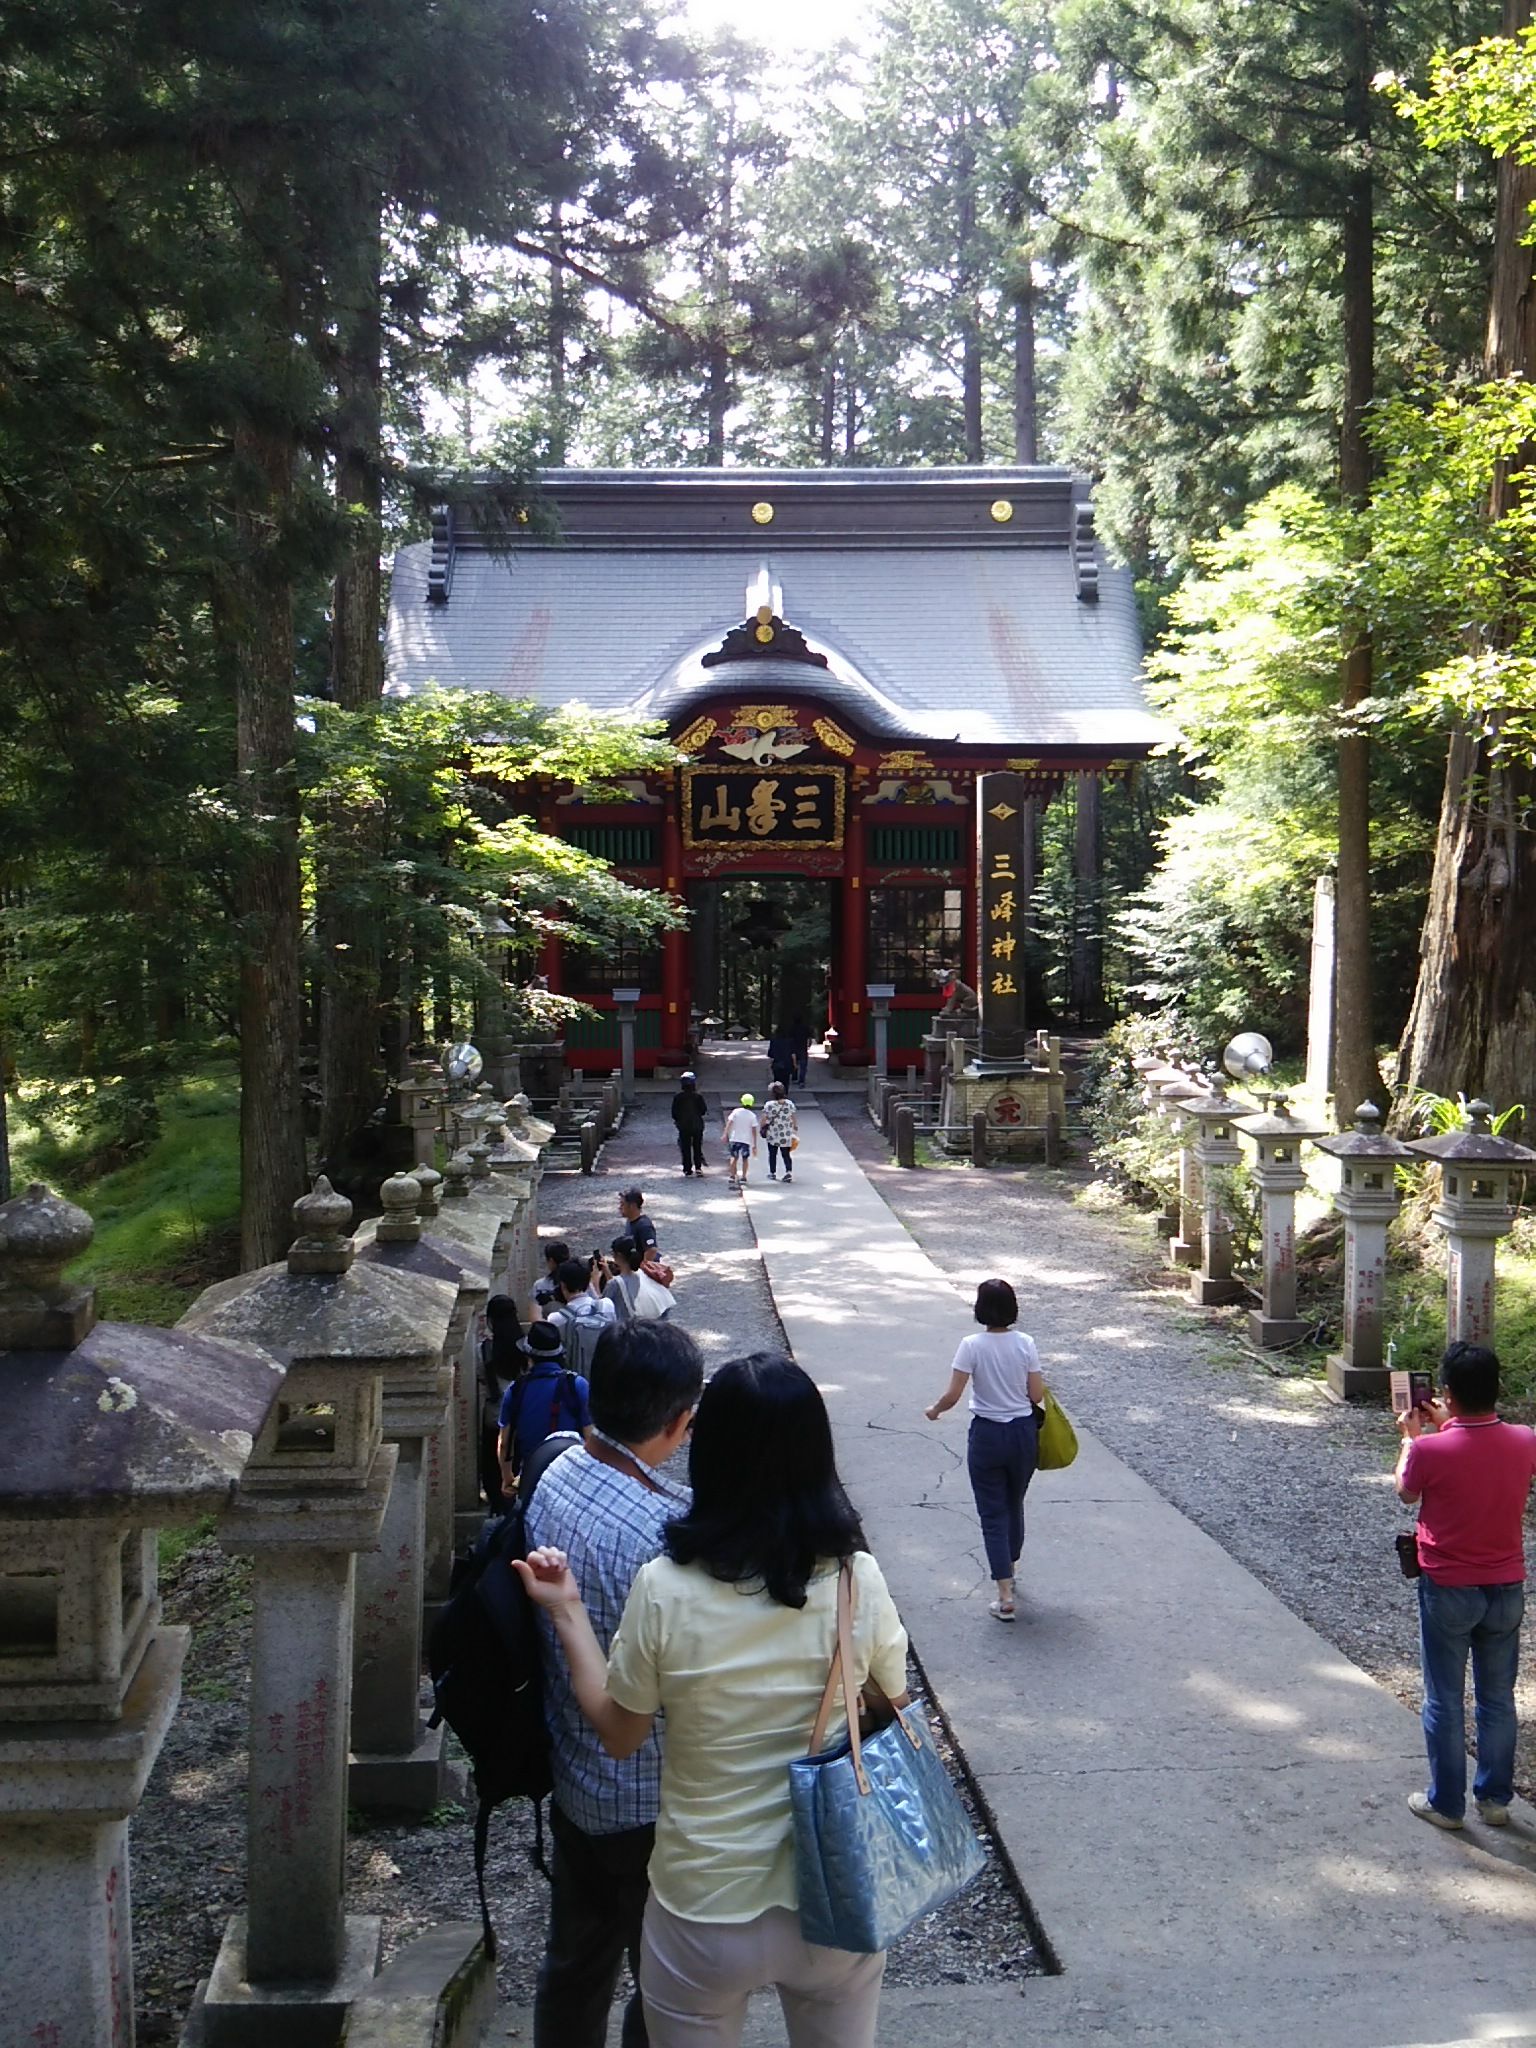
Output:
[990, 499, 1014, 523]
[813, 716, 855, 757]
[751, 501, 775, 525]
[675, 715, 718, 753]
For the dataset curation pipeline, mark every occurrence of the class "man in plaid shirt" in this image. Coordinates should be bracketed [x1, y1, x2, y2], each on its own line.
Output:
[524, 1320, 704, 2048]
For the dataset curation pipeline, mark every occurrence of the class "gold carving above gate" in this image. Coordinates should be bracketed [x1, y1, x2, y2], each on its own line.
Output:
[681, 766, 845, 851]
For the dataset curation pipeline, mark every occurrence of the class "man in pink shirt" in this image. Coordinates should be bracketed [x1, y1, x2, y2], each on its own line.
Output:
[1397, 1341, 1536, 1829]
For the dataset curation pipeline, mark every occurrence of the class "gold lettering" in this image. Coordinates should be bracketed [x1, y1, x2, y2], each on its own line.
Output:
[746, 777, 786, 837]
[698, 783, 741, 834]
[990, 971, 1018, 996]
[990, 934, 1017, 961]
[989, 892, 1015, 923]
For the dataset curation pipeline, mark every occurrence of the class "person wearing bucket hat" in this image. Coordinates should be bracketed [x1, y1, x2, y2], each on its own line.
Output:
[671, 1070, 710, 1176]
[721, 1092, 759, 1191]
[497, 1319, 591, 1491]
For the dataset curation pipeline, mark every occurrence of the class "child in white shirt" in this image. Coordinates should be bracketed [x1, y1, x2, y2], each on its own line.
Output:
[721, 1093, 760, 1190]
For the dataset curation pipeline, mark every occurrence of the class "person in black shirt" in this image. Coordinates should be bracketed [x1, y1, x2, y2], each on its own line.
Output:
[618, 1187, 658, 1259]
[670, 1073, 709, 1175]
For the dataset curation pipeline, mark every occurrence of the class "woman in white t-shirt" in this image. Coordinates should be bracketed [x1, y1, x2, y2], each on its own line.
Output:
[516, 1352, 909, 2048]
[924, 1277, 1046, 1622]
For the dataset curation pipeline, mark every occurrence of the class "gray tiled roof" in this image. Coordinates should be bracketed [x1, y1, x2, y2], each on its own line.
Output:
[384, 472, 1159, 752]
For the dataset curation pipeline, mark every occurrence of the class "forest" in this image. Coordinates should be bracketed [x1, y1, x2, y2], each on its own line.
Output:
[2, 0, 1535, 1266]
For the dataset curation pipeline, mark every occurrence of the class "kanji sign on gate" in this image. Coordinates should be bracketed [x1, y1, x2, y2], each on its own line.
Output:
[977, 770, 1031, 1066]
[681, 766, 845, 850]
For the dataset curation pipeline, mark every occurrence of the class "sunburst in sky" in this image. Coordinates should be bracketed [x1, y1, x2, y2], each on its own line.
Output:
[669, 0, 875, 55]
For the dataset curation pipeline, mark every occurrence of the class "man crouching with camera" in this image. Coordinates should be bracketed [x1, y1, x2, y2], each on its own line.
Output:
[1396, 1341, 1536, 1830]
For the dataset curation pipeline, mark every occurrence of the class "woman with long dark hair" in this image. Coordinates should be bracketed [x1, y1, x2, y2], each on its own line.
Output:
[516, 1352, 908, 2047]
[478, 1292, 524, 1510]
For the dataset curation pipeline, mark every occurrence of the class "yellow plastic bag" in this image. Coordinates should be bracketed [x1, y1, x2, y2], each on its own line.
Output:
[1035, 1390, 1079, 1471]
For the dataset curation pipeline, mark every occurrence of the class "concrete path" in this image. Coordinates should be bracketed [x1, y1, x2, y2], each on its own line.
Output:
[734, 1092, 1536, 2047]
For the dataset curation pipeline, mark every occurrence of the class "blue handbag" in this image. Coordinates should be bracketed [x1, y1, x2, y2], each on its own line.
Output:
[788, 1562, 986, 1953]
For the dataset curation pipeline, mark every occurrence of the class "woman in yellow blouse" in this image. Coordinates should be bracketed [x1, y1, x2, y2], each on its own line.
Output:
[517, 1352, 909, 2047]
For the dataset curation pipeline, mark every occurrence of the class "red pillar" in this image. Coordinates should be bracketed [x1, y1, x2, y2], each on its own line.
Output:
[660, 800, 689, 1064]
[840, 808, 868, 1058]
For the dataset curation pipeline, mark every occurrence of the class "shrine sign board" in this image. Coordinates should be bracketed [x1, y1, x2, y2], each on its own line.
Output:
[977, 770, 1031, 1066]
[681, 765, 845, 850]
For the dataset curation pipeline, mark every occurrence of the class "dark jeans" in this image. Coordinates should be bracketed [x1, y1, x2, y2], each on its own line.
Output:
[767, 1141, 792, 1176]
[1417, 1577, 1524, 1818]
[676, 1127, 704, 1171]
[967, 1414, 1038, 1580]
[535, 1802, 654, 2048]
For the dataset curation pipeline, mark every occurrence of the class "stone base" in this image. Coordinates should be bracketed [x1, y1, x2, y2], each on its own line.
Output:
[1168, 1237, 1200, 1270]
[349, 1720, 462, 1816]
[938, 1064, 1066, 1159]
[1249, 1311, 1308, 1349]
[185, 1914, 382, 2048]
[342, 1924, 495, 2048]
[1189, 1275, 1246, 1307]
[1154, 1215, 1177, 1241]
[1325, 1354, 1390, 1404]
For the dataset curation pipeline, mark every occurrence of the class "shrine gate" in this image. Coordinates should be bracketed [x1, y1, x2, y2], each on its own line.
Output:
[385, 467, 1160, 1073]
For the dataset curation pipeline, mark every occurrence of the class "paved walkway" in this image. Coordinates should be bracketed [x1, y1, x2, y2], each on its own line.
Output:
[521, 1056, 1536, 2046]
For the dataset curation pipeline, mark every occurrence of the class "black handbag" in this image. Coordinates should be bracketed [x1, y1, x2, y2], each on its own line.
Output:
[1395, 1530, 1422, 1579]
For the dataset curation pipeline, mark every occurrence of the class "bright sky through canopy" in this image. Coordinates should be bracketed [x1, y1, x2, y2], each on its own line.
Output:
[673, 0, 874, 54]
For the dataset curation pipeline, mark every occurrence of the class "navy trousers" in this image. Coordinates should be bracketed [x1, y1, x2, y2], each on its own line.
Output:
[967, 1414, 1039, 1580]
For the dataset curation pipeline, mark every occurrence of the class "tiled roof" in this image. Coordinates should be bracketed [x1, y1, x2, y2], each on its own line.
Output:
[384, 469, 1160, 753]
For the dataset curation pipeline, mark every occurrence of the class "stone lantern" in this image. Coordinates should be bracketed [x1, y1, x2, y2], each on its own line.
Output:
[1406, 1103, 1536, 1347]
[612, 984, 642, 1104]
[397, 1059, 443, 1172]
[1152, 1071, 1204, 1268]
[1231, 1093, 1328, 1348]
[1177, 1084, 1247, 1307]
[354, 1167, 490, 1631]
[1314, 1104, 1417, 1400]
[177, 1177, 455, 2044]
[0, 1184, 282, 2048]
[506, 1091, 555, 1148]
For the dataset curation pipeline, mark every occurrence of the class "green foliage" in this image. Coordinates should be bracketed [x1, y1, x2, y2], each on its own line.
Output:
[1075, 1015, 1185, 1207]
[1387, 26, 1536, 163]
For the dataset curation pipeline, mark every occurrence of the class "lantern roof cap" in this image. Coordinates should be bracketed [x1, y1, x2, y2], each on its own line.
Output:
[1, 1319, 282, 1518]
[1230, 1094, 1328, 1141]
[1405, 1103, 1536, 1167]
[1314, 1102, 1417, 1162]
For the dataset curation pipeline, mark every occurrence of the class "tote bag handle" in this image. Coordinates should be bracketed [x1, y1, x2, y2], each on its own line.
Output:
[806, 1563, 919, 1794]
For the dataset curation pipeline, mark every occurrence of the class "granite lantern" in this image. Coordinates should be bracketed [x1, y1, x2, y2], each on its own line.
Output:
[612, 985, 642, 1104]
[177, 1178, 455, 2046]
[1154, 1072, 1205, 1268]
[354, 1179, 487, 1622]
[1231, 1094, 1327, 1348]
[346, 1174, 460, 1813]
[0, 1184, 282, 2048]
[1406, 1103, 1536, 1348]
[397, 1061, 444, 1172]
[866, 983, 896, 1092]
[1178, 1084, 1246, 1307]
[1314, 1104, 1417, 1401]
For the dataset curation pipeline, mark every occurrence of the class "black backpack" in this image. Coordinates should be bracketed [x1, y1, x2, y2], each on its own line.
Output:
[559, 1305, 607, 1376]
[426, 1433, 572, 1954]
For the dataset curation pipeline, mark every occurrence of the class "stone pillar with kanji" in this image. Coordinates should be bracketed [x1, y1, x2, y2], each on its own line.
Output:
[1315, 1105, 1416, 1401]
[176, 1178, 461, 2044]
[977, 772, 1030, 1070]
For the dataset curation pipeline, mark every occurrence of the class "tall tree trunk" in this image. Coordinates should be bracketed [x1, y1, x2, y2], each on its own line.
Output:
[1397, 0, 1536, 1112]
[820, 363, 836, 464]
[232, 415, 307, 1268]
[547, 200, 569, 467]
[1013, 283, 1038, 464]
[1332, 2, 1384, 1119]
[317, 185, 387, 1177]
[956, 126, 984, 462]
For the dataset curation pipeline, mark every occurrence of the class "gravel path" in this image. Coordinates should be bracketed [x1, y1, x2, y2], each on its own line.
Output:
[820, 1095, 1536, 1804]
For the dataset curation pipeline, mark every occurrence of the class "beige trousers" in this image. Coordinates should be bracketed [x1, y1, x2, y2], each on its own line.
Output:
[639, 1897, 886, 2048]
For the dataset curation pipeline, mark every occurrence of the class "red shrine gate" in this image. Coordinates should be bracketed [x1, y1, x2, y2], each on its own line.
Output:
[384, 467, 1161, 1074]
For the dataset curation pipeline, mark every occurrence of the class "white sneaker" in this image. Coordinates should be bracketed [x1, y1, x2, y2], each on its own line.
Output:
[1408, 1792, 1463, 1830]
[1476, 1799, 1512, 1827]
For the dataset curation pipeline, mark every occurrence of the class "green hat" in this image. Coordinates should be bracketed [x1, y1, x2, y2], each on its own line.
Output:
[740, 1091, 756, 1107]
